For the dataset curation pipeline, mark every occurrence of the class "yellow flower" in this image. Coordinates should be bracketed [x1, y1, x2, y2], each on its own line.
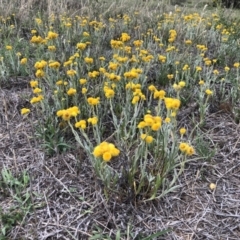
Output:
[21, 108, 30, 115]
[185, 40, 192, 45]
[49, 61, 61, 69]
[178, 81, 186, 88]
[20, 58, 27, 65]
[99, 56, 105, 61]
[35, 69, 45, 78]
[84, 57, 93, 64]
[6, 45, 12, 50]
[224, 66, 230, 72]
[76, 42, 87, 50]
[205, 89, 213, 96]
[79, 79, 87, 85]
[103, 152, 112, 161]
[87, 97, 100, 106]
[158, 55, 167, 63]
[33, 87, 42, 94]
[182, 64, 189, 71]
[108, 62, 119, 71]
[148, 85, 157, 92]
[30, 35, 44, 44]
[67, 88, 77, 96]
[30, 95, 44, 104]
[196, 66, 202, 72]
[48, 45, 56, 51]
[104, 88, 115, 99]
[165, 117, 171, 123]
[120, 32, 130, 42]
[88, 116, 98, 125]
[82, 87, 87, 94]
[180, 128, 186, 135]
[133, 40, 143, 47]
[93, 142, 120, 161]
[83, 31, 90, 37]
[234, 62, 240, 68]
[67, 69, 77, 76]
[167, 74, 174, 80]
[47, 31, 58, 39]
[209, 183, 216, 190]
[179, 142, 188, 153]
[141, 134, 154, 144]
[179, 142, 194, 156]
[110, 40, 124, 49]
[137, 121, 146, 129]
[34, 60, 47, 69]
[57, 106, 80, 121]
[186, 146, 195, 156]
[132, 95, 140, 105]
[164, 98, 181, 110]
[154, 90, 166, 100]
[199, 80, 204, 85]
[75, 120, 87, 129]
[88, 71, 99, 78]
[30, 80, 38, 88]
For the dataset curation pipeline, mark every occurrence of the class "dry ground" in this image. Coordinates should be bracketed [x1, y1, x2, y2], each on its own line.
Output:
[0, 77, 240, 240]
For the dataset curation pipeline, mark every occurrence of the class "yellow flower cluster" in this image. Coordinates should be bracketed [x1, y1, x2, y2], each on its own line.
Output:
[47, 31, 58, 39]
[124, 68, 142, 79]
[75, 120, 87, 129]
[76, 42, 87, 50]
[168, 29, 177, 43]
[110, 40, 124, 49]
[140, 134, 154, 144]
[164, 97, 181, 111]
[21, 108, 30, 115]
[88, 71, 100, 78]
[30, 95, 44, 104]
[120, 32, 130, 42]
[49, 61, 61, 69]
[93, 142, 120, 161]
[104, 85, 115, 99]
[34, 60, 47, 69]
[87, 97, 100, 106]
[138, 114, 162, 131]
[179, 142, 195, 156]
[57, 106, 80, 121]
[30, 35, 44, 44]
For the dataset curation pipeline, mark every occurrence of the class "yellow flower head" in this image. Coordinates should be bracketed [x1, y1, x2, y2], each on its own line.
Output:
[6, 45, 12, 50]
[21, 108, 30, 115]
[141, 134, 154, 144]
[79, 79, 87, 85]
[154, 90, 166, 100]
[67, 69, 77, 76]
[30, 95, 44, 104]
[87, 97, 100, 106]
[87, 116, 98, 125]
[180, 128, 186, 135]
[20, 58, 27, 65]
[205, 89, 213, 96]
[75, 120, 87, 129]
[93, 142, 120, 161]
[30, 80, 38, 88]
[164, 98, 181, 110]
[47, 31, 58, 39]
[67, 88, 77, 96]
[120, 32, 131, 42]
[84, 57, 93, 64]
